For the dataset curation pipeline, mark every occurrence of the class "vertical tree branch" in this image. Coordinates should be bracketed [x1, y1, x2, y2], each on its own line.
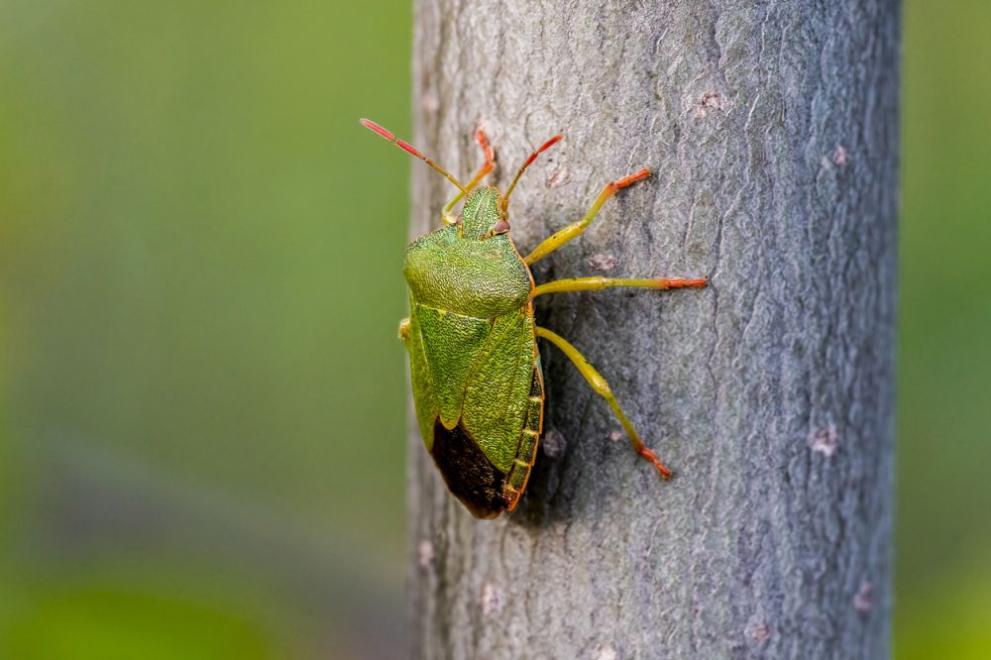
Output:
[408, 2, 899, 658]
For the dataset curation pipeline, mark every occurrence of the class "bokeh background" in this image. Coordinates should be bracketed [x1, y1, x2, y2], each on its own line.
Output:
[1, 1, 988, 658]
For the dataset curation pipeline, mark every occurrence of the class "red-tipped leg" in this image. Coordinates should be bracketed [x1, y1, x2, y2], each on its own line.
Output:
[475, 128, 494, 170]
[525, 167, 653, 264]
[535, 326, 676, 483]
[610, 167, 651, 191]
[442, 127, 500, 219]
[531, 276, 708, 298]
[638, 446, 673, 480]
[463, 127, 495, 190]
[656, 277, 708, 290]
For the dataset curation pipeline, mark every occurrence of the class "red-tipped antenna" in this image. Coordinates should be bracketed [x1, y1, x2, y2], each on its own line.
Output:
[360, 118, 466, 192]
[502, 134, 563, 212]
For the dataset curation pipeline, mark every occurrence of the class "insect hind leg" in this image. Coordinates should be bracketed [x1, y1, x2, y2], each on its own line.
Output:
[535, 326, 672, 480]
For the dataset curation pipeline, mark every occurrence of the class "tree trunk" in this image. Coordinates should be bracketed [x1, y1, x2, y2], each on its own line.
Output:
[407, 2, 899, 658]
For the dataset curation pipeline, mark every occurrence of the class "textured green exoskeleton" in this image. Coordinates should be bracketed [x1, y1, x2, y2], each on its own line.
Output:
[362, 119, 707, 518]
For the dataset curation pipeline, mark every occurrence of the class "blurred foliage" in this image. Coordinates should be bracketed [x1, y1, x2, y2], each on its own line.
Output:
[896, 0, 991, 656]
[4, 575, 278, 660]
[0, 0, 988, 658]
[1, 0, 410, 657]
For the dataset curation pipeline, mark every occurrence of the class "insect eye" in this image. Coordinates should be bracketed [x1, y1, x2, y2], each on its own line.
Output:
[485, 219, 511, 238]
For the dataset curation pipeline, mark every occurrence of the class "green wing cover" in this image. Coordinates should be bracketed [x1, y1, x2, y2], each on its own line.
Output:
[461, 310, 535, 473]
[406, 300, 535, 473]
[413, 303, 492, 429]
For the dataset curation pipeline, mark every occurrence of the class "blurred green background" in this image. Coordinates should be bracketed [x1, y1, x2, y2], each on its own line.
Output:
[1, 1, 988, 658]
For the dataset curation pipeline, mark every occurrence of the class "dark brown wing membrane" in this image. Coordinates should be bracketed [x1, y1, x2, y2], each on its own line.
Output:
[430, 419, 507, 519]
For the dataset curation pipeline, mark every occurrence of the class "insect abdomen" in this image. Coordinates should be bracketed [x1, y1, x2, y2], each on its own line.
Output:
[430, 364, 544, 518]
[503, 363, 544, 511]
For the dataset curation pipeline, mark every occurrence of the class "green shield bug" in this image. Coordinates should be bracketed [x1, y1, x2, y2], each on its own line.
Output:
[361, 118, 706, 519]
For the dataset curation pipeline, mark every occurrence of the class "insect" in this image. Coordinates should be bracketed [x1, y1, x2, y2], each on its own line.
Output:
[361, 118, 707, 518]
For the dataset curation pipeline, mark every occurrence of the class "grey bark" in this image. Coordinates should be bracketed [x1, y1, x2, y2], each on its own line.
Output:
[407, 2, 899, 659]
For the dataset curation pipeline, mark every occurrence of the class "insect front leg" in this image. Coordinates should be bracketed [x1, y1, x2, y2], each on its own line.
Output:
[442, 128, 496, 224]
[532, 276, 707, 298]
[524, 168, 651, 265]
[535, 326, 672, 480]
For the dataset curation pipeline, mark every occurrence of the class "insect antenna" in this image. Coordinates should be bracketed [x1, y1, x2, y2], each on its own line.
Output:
[501, 134, 563, 213]
[360, 118, 466, 193]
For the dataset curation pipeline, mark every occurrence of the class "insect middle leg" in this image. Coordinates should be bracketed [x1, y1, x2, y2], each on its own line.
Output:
[525, 168, 650, 264]
[532, 276, 707, 298]
[535, 326, 672, 479]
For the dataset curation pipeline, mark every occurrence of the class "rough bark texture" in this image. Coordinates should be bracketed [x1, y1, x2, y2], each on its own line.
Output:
[407, 2, 899, 658]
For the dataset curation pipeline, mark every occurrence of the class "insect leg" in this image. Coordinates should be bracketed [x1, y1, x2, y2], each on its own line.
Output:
[442, 128, 497, 222]
[532, 276, 707, 298]
[525, 168, 650, 265]
[398, 317, 411, 342]
[535, 326, 672, 479]
[464, 128, 495, 191]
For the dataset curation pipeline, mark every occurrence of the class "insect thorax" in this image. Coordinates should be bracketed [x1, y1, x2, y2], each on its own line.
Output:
[403, 225, 532, 318]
